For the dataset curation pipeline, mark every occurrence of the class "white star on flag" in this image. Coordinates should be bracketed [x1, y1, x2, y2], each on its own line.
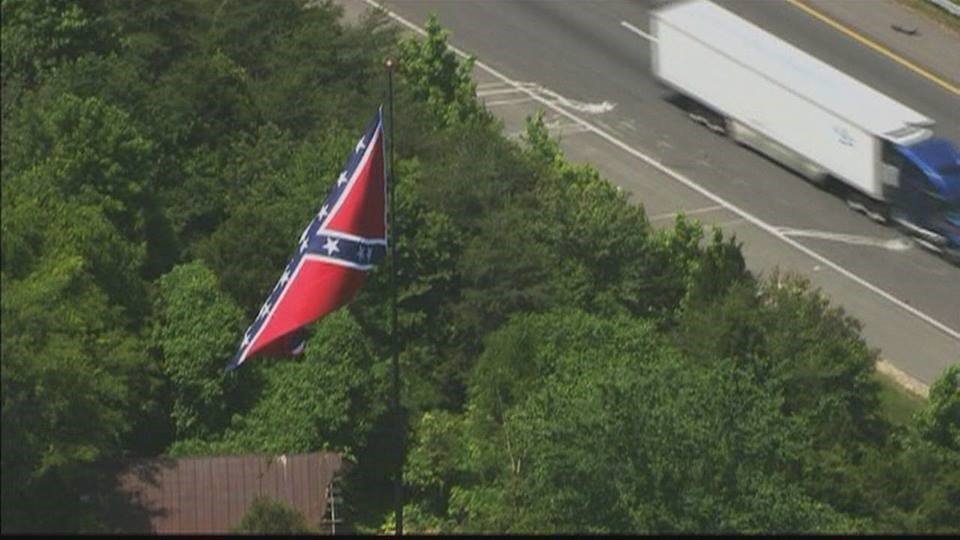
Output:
[316, 204, 330, 222]
[299, 223, 312, 244]
[337, 171, 348, 186]
[323, 237, 340, 255]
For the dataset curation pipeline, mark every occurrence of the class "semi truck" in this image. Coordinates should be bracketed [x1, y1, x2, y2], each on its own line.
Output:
[650, 0, 960, 264]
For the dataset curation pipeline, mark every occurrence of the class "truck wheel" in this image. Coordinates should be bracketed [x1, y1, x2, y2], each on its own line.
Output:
[686, 102, 727, 135]
[945, 249, 960, 267]
[845, 192, 887, 223]
[727, 119, 746, 145]
[705, 115, 727, 135]
[866, 200, 889, 224]
[888, 206, 910, 232]
[807, 172, 829, 189]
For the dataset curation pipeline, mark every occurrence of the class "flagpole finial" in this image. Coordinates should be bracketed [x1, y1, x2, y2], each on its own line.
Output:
[385, 57, 395, 70]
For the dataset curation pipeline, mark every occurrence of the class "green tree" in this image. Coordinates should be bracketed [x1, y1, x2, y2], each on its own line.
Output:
[398, 13, 489, 128]
[1, 81, 162, 533]
[674, 271, 884, 447]
[153, 49, 259, 151]
[206, 0, 397, 137]
[522, 110, 748, 321]
[100, 0, 205, 75]
[152, 261, 245, 439]
[672, 271, 888, 529]
[915, 364, 960, 452]
[1, 258, 153, 532]
[3, 93, 154, 226]
[232, 496, 313, 534]
[1, 0, 116, 119]
[2, 92, 156, 320]
[169, 310, 386, 458]
[401, 410, 466, 533]
[1, 186, 144, 313]
[352, 157, 465, 410]
[846, 364, 960, 533]
[844, 429, 960, 533]
[194, 126, 358, 311]
[402, 309, 852, 533]
[501, 352, 848, 533]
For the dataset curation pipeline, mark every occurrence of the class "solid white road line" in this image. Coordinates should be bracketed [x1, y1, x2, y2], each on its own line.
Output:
[477, 87, 526, 97]
[649, 204, 725, 222]
[484, 97, 536, 108]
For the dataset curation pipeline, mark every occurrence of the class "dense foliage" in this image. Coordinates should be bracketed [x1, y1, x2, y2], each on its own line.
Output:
[232, 496, 314, 534]
[1, 0, 957, 534]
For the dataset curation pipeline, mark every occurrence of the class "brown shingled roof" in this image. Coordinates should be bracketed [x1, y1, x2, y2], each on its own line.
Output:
[112, 451, 344, 533]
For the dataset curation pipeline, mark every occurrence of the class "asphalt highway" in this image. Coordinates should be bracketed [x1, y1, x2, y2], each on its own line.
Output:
[345, 0, 960, 387]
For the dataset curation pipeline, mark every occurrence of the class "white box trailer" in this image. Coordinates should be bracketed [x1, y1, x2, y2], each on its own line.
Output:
[650, 0, 935, 201]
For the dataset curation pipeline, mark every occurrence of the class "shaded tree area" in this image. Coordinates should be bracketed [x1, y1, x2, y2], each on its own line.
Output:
[2, 0, 397, 531]
[1, 1, 956, 535]
[232, 496, 315, 534]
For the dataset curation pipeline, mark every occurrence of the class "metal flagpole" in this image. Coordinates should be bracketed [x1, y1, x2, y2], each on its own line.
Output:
[385, 57, 404, 537]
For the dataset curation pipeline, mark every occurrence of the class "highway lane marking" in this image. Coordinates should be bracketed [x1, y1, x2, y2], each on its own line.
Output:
[526, 83, 616, 114]
[545, 119, 594, 136]
[714, 217, 747, 228]
[477, 87, 526, 97]
[776, 227, 915, 251]
[364, 0, 960, 346]
[477, 82, 513, 89]
[786, 0, 960, 96]
[480, 81, 616, 113]
[649, 204, 724, 221]
[485, 97, 535, 108]
[620, 20, 658, 42]
[507, 119, 593, 140]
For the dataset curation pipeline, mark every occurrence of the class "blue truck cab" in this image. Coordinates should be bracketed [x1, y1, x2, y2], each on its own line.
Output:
[884, 137, 960, 264]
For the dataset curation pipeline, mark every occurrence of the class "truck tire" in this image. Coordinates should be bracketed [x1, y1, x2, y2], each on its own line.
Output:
[727, 119, 747, 146]
[888, 205, 910, 233]
[806, 171, 830, 189]
[844, 191, 889, 224]
[686, 101, 727, 135]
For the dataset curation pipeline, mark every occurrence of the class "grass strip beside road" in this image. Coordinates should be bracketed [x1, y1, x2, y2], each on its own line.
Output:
[787, 0, 960, 95]
[874, 371, 927, 426]
[897, 0, 960, 34]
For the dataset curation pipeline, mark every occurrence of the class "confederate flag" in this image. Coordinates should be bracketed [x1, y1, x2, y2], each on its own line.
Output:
[226, 107, 387, 371]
